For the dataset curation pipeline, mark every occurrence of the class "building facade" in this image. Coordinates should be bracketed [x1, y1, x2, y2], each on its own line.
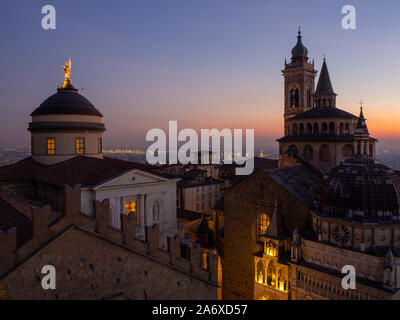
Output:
[278, 32, 377, 173]
[222, 32, 400, 300]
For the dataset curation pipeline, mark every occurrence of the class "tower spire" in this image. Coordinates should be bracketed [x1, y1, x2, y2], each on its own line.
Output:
[355, 100, 369, 135]
[313, 58, 337, 108]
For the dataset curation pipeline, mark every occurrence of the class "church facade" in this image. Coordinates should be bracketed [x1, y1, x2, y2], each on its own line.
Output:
[278, 31, 377, 173]
[222, 32, 400, 300]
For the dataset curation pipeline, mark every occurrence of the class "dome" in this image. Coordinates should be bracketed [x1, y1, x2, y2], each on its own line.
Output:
[291, 31, 308, 59]
[315, 155, 400, 223]
[31, 86, 103, 117]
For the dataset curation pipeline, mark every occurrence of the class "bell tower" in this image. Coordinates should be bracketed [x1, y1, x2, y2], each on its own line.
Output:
[281, 30, 317, 135]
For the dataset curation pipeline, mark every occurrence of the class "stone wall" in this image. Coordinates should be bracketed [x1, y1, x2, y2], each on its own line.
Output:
[0, 185, 219, 300]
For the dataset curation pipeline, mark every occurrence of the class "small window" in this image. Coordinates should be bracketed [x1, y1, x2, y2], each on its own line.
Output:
[202, 252, 209, 270]
[46, 138, 55, 155]
[180, 242, 191, 261]
[257, 213, 270, 242]
[75, 138, 85, 154]
[98, 137, 103, 153]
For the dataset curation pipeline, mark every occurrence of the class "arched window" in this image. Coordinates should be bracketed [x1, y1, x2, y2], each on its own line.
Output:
[294, 88, 300, 107]
[290, 88, 298, 108]
[329, 122, 335, 134]
[303, 145, 314, 161]
[293, 124, 299, 135]
[313, 123, 319, 134]
[256, 213, 269, 241]
[345, 123, 350, 134]
[306, 123, 312, 134]
[299, 123, 304, 135]
[288, 144, 298, 155]
[369, 144, 374, 157]
[322, 122, 328, 134]
[277, 268, 288, 292]
[357, 142, 361, 155]
[339, 123, 344, 135]
[363, 142, 367, 155]
[319, 144, 330, 161]
[267, 260, 276, 287]
[342, 144, 354, 160]
[256, 260, 264, 283]
[322, 99, 326, 107]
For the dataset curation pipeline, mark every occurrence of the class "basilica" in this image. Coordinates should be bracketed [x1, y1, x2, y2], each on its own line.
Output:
[222, 31, 400, 300]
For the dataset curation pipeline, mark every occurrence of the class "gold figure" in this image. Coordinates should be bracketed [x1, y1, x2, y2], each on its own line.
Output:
[62, 58, 72, 88]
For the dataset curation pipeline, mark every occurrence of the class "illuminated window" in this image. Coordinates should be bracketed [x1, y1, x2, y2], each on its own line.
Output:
[266, 260, 276, 287]
[125, 200, 137, 225]
[202, 252, 209, 270]
[46, 138, 55, 155]
[257, 213, 270, 242]
[98, 137, 103, 153]
[75, 138, 85, 154]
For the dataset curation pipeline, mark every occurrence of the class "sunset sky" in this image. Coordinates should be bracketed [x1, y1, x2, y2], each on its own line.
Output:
[1, 0, 400, 149]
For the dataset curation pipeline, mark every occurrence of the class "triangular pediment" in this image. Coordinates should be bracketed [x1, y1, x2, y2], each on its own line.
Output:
[93, 169, 168, 189]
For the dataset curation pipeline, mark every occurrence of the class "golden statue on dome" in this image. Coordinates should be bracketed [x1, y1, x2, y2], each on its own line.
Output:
[62, 58, 72, 88]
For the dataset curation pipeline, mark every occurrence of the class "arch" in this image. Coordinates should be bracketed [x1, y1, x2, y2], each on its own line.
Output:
[357, 141, 361, 155]
[313, 123, 319, 134]
[322, 99, 326, 107]
[329, 122, 335, 134]
[306, 123, 313, 134]
[322, 122, 328, 134]
[266, 260, 276, 287]
[339, 123, 344, 135]
[288, 144, 298, 155]
[290, 89, 296, 108]
[319, 144, 330, 161]
[363, 142, 367, 155]
[299, 123, 304, 135]
[294, 88, 299, 107]
[277, 268, 288, 292]
[327, 99, 331, 107]
[342, 144, 354, 160]
[293, 123, 299, 135]
[345, 123, 350, 134]
[256, 260, 264, 283]
[303, 144, 314, 161]
[307, 88, 312, 108]
[369, 144, 374, 157]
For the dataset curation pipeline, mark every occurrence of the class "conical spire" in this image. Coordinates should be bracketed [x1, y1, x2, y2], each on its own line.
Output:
[315, 58, 335, 95]
[355, 101, 370, 135]
[265, 199, 289, 240]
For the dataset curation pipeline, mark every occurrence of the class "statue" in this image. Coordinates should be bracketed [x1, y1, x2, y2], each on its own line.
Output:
[62, 58, 72, 88]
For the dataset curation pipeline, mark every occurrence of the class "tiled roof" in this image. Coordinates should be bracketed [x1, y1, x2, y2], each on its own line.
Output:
[177, 208, 210, 222]
[185, 216, 212, 234]
[265, 164, 324, 208]
[291, 107, 358, 120]
[0, 196, 33, 248]
[0, 157, 169, 187]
